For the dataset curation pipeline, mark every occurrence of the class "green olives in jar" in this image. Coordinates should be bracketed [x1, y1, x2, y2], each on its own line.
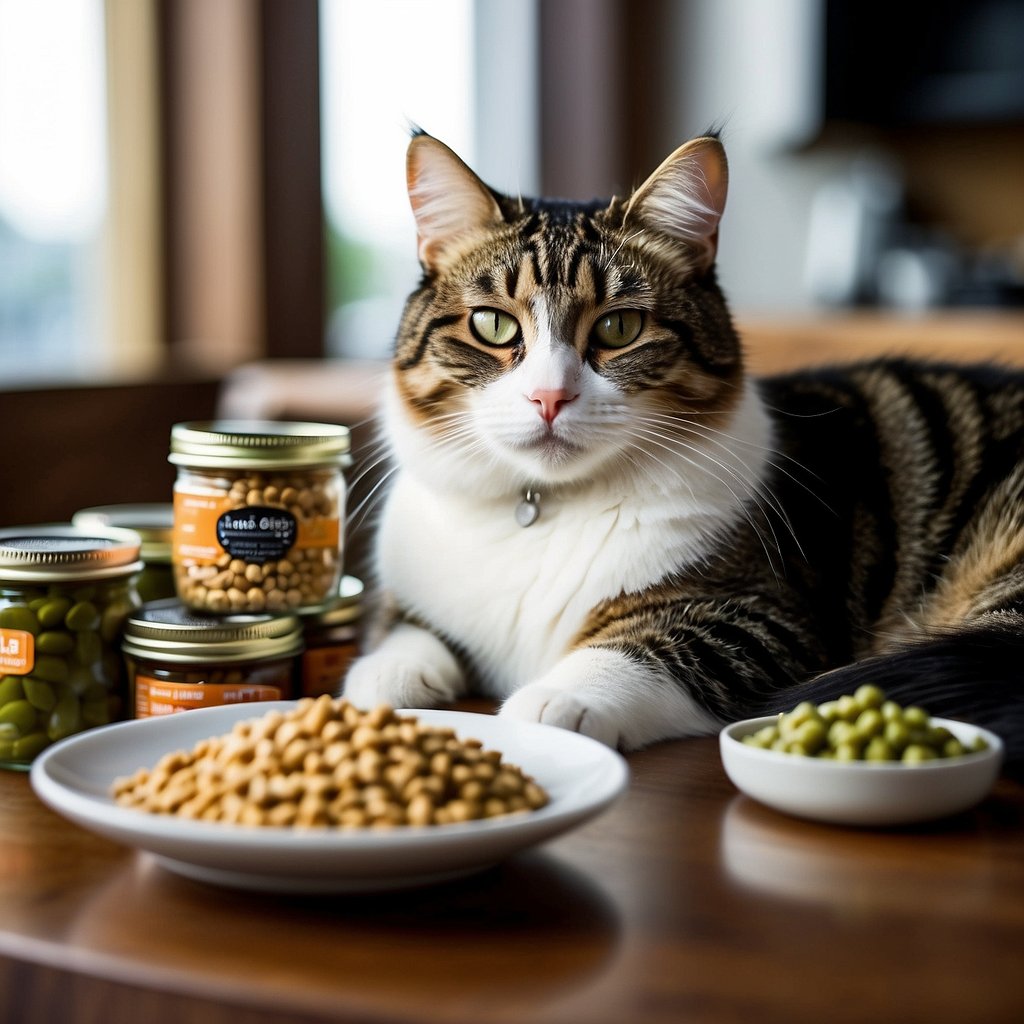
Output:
[0, 524, 143, 770]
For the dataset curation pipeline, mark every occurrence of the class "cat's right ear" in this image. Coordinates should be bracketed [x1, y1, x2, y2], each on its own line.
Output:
[407, 134, 504, 273]
[623, 136, 728, 273]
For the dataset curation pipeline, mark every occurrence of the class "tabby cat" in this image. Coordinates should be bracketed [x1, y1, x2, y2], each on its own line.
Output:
[342, 130, 1024, 767]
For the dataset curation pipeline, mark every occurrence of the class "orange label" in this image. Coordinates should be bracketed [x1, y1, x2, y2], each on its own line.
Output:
[297, 518, 341, 548]
[301, 644, 358, 698]
[173, 489, 231, 563]
[173, 488, 340, 566]
[0, 629, 34, 675]
[135, 675, 283, 717]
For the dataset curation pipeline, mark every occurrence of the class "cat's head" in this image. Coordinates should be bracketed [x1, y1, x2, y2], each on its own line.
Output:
[388, 131, 743, 498]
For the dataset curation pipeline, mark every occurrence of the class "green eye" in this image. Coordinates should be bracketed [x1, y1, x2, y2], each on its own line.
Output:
[470, 308, 520, 346]
[593, 309, 644, 348]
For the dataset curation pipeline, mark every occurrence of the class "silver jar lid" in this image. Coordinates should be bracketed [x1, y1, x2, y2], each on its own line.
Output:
[72, 503, 173, 563]
[168, 420, 351, 470]
[0, 524, 144, 582]
[123, 599, 303, 663]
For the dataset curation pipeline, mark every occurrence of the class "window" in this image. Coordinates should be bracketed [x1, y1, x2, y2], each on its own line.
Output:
[0, 0, 543, 387]
[320, 0, 539, 360]
[0, 0, 108, 383]
[0, 0, 163, 387]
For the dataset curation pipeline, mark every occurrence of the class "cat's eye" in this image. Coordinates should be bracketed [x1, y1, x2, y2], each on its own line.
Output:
[592, 309, 644, 348]
[469, 308, 520, 346]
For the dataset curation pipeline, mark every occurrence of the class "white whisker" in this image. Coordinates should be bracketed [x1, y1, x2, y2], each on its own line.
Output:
[347, 463, 400, 533]
[622, 423, 787, 580]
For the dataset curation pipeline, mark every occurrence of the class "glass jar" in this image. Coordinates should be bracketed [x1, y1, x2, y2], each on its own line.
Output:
[122, 599, 303, 718]
[168, 420, 351, 614]
[72, 503, 176, 602]
[0, 524, 143, 770]
[299, 575, 363, 698]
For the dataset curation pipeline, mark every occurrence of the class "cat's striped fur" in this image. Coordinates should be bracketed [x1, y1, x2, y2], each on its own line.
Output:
[343, 130, 1024, 767]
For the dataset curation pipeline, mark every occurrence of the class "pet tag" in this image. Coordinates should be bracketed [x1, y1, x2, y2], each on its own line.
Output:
[515, 491, 540, 527]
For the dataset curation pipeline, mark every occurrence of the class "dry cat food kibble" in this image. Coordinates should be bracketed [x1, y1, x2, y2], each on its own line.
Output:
[743, 684, 990, 763]
[111, 697, 549, 827]
[177, 473, 340, 613]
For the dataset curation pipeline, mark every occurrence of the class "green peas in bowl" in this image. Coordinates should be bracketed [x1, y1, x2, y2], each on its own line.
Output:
[720, 687, 1003, 826]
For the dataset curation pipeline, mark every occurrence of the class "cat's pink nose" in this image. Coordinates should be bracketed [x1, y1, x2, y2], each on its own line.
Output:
[528, 388, 577, 424]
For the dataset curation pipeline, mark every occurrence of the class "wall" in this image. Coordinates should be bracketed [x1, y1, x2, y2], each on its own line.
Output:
[0, 378, 220, 528]
[660, 0, 850, 313]
[662, 0, 1024, 316]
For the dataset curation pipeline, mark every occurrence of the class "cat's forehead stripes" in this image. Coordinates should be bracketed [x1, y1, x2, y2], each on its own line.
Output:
[504, 262, 521, 300]
[451, 201, 668, 320]
[530, 292, 592, 353]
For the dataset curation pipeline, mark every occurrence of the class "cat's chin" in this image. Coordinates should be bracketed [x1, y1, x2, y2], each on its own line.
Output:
[510, 431, 582, 462]
[495, 437, 622, 488]
[488, 416, 617, 478]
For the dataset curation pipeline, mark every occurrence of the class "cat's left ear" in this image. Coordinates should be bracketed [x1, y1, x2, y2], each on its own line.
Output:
[623, 137, 728, 272]
[407, 133, 504, 273]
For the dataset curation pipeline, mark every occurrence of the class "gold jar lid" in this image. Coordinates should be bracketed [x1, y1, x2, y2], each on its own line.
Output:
[300, 575, 364, 628]
[169, 420, 351, 470]
[72, 503, 173, 563]
[0, 524, 144, 582]
[122, 599, 303, 663]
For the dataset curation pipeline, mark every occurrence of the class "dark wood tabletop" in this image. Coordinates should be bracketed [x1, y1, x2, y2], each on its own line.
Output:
[2, 710, 1023, 1024]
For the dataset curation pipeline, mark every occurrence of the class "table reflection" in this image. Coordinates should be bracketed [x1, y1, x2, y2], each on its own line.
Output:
[64, 848, 623, 1015]
[718, 794, 1001, 914]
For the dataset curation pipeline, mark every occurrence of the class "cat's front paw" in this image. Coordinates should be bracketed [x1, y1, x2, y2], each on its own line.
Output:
[501, 683, 621, 747]
[499, 647, 721, 750]
[341, 625, 464, 710]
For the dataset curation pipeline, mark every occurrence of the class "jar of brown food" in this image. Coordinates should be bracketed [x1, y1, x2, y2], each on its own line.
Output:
[169, 421, 351, 614]
[122, 599, 303, 718]
[299, 575, 363, 698]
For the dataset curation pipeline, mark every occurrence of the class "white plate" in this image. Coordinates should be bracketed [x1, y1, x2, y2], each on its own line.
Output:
[31, 703, 629, 893]
[720, 715, 1003, 826]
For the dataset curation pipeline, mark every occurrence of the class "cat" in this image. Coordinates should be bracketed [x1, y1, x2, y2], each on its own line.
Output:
[342, 129, 1024, 767]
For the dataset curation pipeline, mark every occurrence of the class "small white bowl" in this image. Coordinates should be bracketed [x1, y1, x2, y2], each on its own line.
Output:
[720, 715, 1004, 826]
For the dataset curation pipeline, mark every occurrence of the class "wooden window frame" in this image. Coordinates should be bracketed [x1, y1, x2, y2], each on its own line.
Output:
[537, 0, 674, 199]
[159, 0, 324, 373]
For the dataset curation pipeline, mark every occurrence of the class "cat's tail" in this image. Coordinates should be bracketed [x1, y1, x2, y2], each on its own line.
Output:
[758, 618, 1024, 777]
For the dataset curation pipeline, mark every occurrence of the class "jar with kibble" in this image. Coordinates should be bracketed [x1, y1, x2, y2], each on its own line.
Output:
[0, 524, 143, 769]
[169, 420, 351, 614]
[122, 599, 303, 717]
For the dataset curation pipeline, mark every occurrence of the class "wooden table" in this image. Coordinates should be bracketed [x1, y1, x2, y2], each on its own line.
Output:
[2, 716, 1023, 1024]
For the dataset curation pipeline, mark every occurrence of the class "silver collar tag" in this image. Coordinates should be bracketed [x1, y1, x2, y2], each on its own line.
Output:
[515, 489, 540, 527]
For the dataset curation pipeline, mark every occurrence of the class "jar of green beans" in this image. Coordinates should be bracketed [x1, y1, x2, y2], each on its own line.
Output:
[0, 524, 143, 770]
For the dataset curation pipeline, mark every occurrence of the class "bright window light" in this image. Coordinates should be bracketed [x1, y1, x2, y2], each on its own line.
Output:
[0, 0, 107, 243]
[320, 0, 474, 358]
[0, 0, 107, 383]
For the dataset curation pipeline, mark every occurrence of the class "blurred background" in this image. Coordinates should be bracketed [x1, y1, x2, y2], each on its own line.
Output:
[2, 0, 1024, 527]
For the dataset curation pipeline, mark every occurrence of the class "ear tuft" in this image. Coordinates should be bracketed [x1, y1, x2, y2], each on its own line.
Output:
[406, 134, 503, 272]
[624, 137, 728, 272]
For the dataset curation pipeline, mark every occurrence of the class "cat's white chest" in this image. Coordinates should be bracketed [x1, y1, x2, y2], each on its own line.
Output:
[375, 476, 712, 697]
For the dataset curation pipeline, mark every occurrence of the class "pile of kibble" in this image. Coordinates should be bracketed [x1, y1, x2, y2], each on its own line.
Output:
[112, 696, 549, 827]
[743, 684, 989, 762]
